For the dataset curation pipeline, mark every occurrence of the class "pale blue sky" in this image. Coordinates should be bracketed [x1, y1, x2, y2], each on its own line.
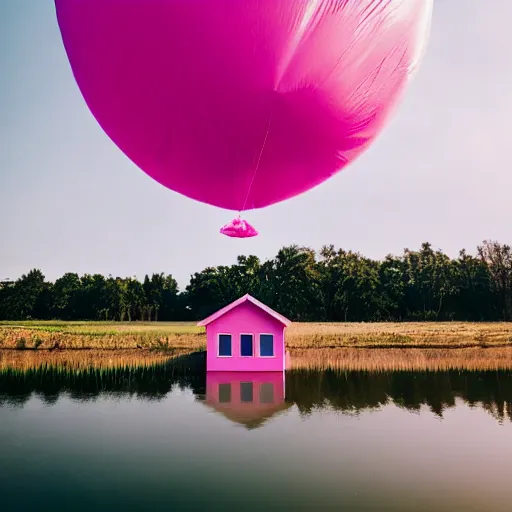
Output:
[1, 1, 511, 289]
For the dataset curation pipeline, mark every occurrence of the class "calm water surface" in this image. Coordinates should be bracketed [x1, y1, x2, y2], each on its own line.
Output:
[1, 368, 512, 511]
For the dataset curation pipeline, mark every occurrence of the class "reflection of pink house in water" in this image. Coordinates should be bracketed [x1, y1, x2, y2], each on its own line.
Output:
[197, 294, 291, 372]
[204, 371, 291, 429]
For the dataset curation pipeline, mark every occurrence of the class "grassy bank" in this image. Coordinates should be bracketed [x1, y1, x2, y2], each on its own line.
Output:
[1, 320, 512, 372]
[1, 320, 512, 350]
[0, 348, 198, 373]
[2, 346, 512, 373]
[289, 347, 512, 372]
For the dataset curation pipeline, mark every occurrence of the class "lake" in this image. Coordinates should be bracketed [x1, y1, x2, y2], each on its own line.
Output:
[1, 366, 512, 511]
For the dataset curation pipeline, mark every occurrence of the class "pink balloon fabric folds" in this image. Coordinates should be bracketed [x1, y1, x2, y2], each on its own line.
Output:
[55, 0, 433, 213]
[220, 217, 259, 238]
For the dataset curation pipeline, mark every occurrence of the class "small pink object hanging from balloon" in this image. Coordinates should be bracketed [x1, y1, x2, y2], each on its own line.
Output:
[220, 216, 258, 238]
[54, 0, 433, 238]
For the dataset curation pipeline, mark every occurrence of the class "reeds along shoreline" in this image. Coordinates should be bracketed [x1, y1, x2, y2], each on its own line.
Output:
[2, 346, 512, 374]
[289, 347, 512, 372]
[0, 349, 194, 373]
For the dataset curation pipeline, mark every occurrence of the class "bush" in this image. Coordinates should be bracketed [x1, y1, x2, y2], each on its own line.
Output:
[15, 338, 27, 350]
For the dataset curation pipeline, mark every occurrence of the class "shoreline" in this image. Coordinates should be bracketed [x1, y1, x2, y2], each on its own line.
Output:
[2, 345, 512, 373]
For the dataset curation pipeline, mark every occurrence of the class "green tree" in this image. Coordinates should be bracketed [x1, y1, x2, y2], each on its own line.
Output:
[119, 278, 145, 321]
[450, 250, 496, 321]
[52, 273, 82, 320]
[160, 274, 179, 321]
[0, 269, 46, 320]
[378, 255, 406, 320]
[319, 247, 381, 321]
[270, 245, 322, 321]
[185, 267, 234, 319]
[402, 243, 457, 320]
[79, 274, 108, 320]
[478, 240, 512, 320]
[103, 276, 122, 321]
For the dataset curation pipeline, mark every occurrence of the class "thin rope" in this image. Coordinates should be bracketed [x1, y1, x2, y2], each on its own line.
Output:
[241, 107, 273, 213]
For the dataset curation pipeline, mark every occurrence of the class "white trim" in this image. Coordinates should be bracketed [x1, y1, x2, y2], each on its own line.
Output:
[239, 332, 254, 357]
[217, 333, 233, 358]
[282, 326, 286, 371]
[197, 294, 291, 327]
[258, 333, 275, 358]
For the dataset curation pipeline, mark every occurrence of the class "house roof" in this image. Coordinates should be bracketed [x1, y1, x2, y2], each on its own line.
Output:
[196, 294, 291, 327]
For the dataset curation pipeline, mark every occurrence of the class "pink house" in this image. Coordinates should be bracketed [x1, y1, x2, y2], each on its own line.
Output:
[197, 294, 291, 372]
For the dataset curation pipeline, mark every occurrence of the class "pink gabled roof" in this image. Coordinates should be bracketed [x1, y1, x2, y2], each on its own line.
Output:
[197, 294, 291, 327]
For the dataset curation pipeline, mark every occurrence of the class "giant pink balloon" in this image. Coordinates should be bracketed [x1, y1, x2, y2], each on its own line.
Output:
[55, 0, 433, 212]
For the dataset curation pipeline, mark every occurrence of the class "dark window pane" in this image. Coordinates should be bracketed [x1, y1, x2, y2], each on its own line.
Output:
[219, 334, 232, 356]
[260, 334, 274, 357]
[240, 334, 253, 357]
[240, 382, 253, 403]
[219, 383, 231, 403]
[260, 383, 274, 404]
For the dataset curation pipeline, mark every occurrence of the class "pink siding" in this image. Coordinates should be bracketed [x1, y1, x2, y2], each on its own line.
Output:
[206, 301, 285, 371]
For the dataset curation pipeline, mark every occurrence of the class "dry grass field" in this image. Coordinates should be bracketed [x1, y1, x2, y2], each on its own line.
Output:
[1, 321, 512, 372]
[0, 321, 203, 350]
[288, 321, 512, 348]
[1, 320, 511, 350]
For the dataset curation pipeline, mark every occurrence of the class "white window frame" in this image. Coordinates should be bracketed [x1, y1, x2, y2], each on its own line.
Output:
[239, 332, 254, 357]
[258, 333, 275, 358]
[217, 333, 233, 358]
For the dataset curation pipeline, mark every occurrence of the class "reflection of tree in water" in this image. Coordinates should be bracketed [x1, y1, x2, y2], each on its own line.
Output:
[286, 370, 512, 423]
[0, 352, 206, 408]
[1, 362, 512, 424]
[0, 368, 206, 408]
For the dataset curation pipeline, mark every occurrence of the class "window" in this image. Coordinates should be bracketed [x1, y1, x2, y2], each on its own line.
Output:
[260, 383, 274, 404]
[218, 334, 232, 357]
[259, 334, 274, 357]
[219, 383, 231, 404]
[240, 382, 253, 403]
[240, 334, 253, 357]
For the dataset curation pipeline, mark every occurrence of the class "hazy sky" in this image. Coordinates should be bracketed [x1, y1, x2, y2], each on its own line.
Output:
[1, 1, 511, 289]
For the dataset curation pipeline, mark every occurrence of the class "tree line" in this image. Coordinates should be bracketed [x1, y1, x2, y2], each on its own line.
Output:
[1, 240, 511, 322]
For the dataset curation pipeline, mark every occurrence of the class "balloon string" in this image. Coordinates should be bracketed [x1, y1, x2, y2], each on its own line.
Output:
[241, 107, 273, 213]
